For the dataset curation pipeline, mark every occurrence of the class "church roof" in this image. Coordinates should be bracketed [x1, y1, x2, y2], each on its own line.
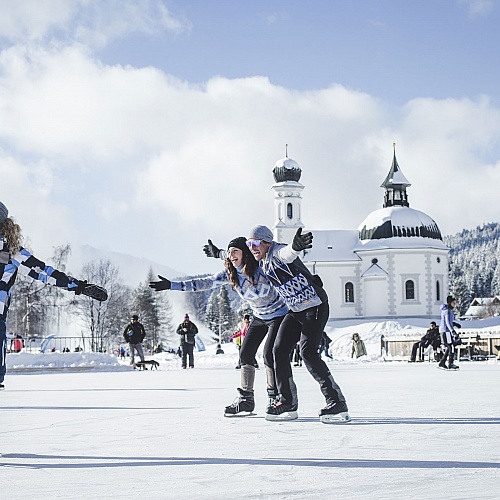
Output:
[301, 230, 361, 262]
[361, 262, 388, 278]
[357, 206, 447, 249]
[381, 146, 411, 188]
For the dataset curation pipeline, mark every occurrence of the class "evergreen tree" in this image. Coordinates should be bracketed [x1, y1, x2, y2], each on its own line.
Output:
[204, 286, 235, 343]
[133, 268, 176, 349]
[205, 289, 220, 338]
[445, 222, 500, 316]
[218, 285, 235, 342]
[133, 269, 160, 349]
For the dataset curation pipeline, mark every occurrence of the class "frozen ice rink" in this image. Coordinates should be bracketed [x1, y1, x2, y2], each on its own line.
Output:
[1, 361, 499, 499]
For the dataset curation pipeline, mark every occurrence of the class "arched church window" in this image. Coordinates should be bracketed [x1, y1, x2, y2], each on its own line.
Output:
[436, 280, 441, 301]
[287, 203, 293, 219]
[405, 280, 415, 300]
[345, 282, 354, 303]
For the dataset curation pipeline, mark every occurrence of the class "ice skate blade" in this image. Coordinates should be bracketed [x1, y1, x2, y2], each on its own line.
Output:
[437, 366, 449, 371]
[265, 411, 298, 421]
[320, 412, 351, 424]
[224, 411, 255, 417]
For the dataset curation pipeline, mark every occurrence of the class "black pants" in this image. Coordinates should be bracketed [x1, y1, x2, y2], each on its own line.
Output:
[273, 301, 346, 406]
[240, 315, 284, 397]
[410, 341, 423, 362]
[181, 342, 195, 367]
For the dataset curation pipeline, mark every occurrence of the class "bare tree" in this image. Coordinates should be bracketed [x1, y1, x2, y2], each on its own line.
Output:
[9, 244, 74, 337]
[73, 259, 131, 352]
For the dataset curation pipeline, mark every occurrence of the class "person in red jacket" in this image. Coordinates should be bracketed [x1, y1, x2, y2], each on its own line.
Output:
[10, 334, 24, 353]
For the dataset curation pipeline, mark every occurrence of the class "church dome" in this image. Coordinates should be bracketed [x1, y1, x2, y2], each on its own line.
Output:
[358, 206, 443, 242]
[273, 157, 302, 182]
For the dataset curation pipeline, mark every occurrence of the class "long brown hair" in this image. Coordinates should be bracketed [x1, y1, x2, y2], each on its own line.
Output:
[225, 247, 259, 289]
[0, 217, 23, 255]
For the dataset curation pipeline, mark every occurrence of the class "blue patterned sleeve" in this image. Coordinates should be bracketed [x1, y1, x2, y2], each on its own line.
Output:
[12, 247, 80, 291]
[170, 270, 229, 292]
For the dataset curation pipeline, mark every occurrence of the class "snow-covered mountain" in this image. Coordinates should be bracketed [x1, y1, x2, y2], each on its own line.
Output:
[68, 244, 185, 288]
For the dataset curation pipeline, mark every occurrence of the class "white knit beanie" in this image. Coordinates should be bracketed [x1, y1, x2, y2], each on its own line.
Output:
[0, 201, 8, 224]
[247, 225, 274, 242]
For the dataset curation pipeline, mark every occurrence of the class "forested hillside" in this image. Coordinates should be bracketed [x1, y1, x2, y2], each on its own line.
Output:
[445, 222, 500, 315]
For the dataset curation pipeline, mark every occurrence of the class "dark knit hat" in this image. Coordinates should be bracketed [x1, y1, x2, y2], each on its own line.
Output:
[132, 314, 139, 320]
[0, 201, 8, 224]
[227, 236, 248, 252]
[184, 313, 190, 321]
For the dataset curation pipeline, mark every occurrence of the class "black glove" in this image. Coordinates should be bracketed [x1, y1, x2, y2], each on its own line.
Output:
[74, 279, 88, 295]
[292, 228, 313, 251]
[149, 275, 171, 292]
[453, 322, 461, 329]
[203, 239, 221, 259]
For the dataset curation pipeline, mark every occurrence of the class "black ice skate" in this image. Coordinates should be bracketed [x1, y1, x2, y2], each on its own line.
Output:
[0, 384, 4, 390]
[224, 388, 255, 417]
[448, 363, 459, 370]
[319, 401, 351, 424]
[265, 401, 298, 421]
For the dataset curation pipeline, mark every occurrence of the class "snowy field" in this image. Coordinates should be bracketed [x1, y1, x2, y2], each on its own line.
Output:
[2, 348, 499, 500]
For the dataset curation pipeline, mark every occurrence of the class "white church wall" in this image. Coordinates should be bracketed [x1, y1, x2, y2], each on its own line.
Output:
[363, 278, 389, 317]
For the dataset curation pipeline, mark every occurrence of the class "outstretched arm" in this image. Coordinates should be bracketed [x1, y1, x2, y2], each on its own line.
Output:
[13, 247, 106, 300]
[150, 271, 229, 293]
[274, 228, 314, 263]
[203, 239, 226, 260]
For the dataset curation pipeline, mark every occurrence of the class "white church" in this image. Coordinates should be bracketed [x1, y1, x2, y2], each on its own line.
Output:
[271, 146, 450, 320]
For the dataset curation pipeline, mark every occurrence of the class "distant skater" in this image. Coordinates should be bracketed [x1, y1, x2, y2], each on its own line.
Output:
[123, 314, 146, 365]
[176, 314, 198, 369]
[439, 296, 459, 370]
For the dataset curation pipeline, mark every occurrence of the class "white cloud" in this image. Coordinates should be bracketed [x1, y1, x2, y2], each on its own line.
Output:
[1, 42, 500, 275]
[0, 0, 190, 46]
[460, 0, 494, 16]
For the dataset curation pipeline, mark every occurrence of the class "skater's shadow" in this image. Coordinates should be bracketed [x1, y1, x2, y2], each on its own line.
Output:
[0, 406, 196, 411]
[1, 453, 499, 470]
[320, 416, 500, 426]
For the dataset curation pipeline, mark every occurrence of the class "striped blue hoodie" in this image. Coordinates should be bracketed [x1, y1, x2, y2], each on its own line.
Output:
[0, 236, 81, 319]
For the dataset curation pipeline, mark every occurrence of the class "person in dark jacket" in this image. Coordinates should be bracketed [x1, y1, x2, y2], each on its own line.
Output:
[409, 322, 439, 362]
[123, 315, 146, 365]
[177, 314, 198, 369]
[0, 201, 105, 390]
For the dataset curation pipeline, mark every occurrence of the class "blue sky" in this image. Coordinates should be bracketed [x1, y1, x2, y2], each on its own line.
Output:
[0, 0, 499, 277]
[98, 0, 500, 104]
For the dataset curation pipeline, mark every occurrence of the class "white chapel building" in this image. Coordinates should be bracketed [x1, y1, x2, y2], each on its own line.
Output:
[271, 147, 450, 320]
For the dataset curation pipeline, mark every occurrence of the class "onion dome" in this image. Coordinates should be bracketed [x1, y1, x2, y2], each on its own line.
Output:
[358, 206, 443, 242]
[273, 145, 302, 182]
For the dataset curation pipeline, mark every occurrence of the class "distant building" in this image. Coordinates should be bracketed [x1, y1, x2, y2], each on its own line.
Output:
[462, 297, 500, 320]
[271, 145, 450, 319]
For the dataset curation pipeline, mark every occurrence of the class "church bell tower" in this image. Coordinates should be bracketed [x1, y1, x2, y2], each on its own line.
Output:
[271, 146, 304, 243]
